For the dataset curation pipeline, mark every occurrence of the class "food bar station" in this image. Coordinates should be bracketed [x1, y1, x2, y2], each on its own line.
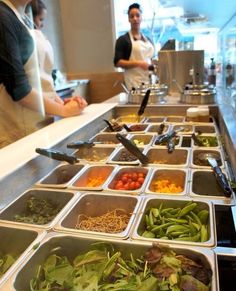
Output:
[0, 70, 236, 290]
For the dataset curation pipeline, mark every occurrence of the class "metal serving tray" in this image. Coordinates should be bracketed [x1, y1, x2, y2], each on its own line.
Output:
[144, 116, 166, 123]
[152, 135, 182, 148]
[105, 166, 152, 195]
[189, 169, 235, 205]
[73, 146, 116, 163]
[115, 115, 145, 123]
[54, 192, 142, 239]
[108, 146, 145, 165]
[89, 133, 123, 146]
[132, 196, 216, 248]
[0, 188, 79, 230]
[125, 123, 149, 133]
[0, 224, 45, 289]
[191, 134, 221, 149]
[35, 163, 85, 188]
[165, 115, 186, 123]
[146, 123, 169, 133]
[128, 133, 155, 147]
[69, 164, 116, 191]
[6, 233, 219, 291]
[194, 124, 218, 134]
[145, 167, 188, 196]
[144, 147, 190, 168]
[172, 123, 194, 135]
[190, 148, 225, 169]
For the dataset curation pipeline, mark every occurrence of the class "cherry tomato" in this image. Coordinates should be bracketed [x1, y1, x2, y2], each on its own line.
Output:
[137, 177, 144, 184]
[129, 181, 136, 190]
[138, 172, 144, 178]
[121, 176, 128, 183]
[132, 172, 138, 181]
[134, 181, 141, 189]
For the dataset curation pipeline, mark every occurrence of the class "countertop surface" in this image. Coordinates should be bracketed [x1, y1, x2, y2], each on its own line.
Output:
[1, 91, 236, 180]
[0, 102, 117, 179]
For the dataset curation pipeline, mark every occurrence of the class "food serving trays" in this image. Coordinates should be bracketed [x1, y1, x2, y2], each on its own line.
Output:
[89, 133, 123, 146]
[190, 149, 225, 169]
[144, 147, 190, 168]
[189, 169, 234, 205]
[69, 164, 116, 191]
[73, 146, 116, 163]
[6, 233, 219, 291]
[145, 167, 188, 196]
[108, 146, 145, 165]
[0, 188, 79, 230]
[35, 163, 85, 188]
[54, 192, 142, 239]
[105, 166, 152, 195]
[132, 197, 216, 248]
[128, 133, 154, 147]
[0, 224, 45, 289]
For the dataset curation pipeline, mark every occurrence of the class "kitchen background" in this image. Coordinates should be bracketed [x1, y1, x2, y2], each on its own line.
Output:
[42, 0, 236, 106]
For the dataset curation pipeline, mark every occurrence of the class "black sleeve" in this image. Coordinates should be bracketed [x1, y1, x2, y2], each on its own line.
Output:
[113, 33, 131, 66]
[0, 12, 32, 101]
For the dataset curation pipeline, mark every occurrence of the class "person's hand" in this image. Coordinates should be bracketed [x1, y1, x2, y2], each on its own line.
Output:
[62, 96, 87, 117]
[71, 96, 88, 108]
[54, 95, 64, 104]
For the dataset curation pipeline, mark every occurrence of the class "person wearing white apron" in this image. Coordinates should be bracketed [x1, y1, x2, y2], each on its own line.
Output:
[0, 0, 87, 148]
[26, 0, 59, 100]
[113, 3, 155, 90]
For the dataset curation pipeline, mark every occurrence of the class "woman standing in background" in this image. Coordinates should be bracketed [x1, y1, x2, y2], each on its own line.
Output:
[113, 3, 155, 90]
[0, 0, 87, 148]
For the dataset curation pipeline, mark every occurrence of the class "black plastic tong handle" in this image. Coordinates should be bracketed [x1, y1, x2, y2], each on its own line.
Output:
[116, 133, 149, 164]
[138, 89, 151, 116]
[35, 148, 78, 164]
[212, 166, 232, 197]
[67, 141, 95, 149]
[103, 119, 115, 132]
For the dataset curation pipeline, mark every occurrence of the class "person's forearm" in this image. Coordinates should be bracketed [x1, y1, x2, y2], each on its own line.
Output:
[116, 59, 149, 71]
[18, 88, 45, 113]
[116, 59, 140, 69]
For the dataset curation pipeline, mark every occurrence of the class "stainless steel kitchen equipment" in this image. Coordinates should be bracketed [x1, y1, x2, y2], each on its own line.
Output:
[158, 50, 204, 93]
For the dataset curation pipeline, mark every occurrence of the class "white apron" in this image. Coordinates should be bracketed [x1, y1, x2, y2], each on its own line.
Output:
[33, 29, 56, 99]
[124, 31, 154, 90]
[0, 0, 45, 148]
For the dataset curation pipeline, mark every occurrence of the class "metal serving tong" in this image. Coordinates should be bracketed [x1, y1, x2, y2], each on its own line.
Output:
[103, 119, 123, 132]
[205, 155, 232, 197]
[155, 127, 184, 145]
[137, 89, 151, 117]
[67, 141, 102, 149]
[35, 148, 79, 164]
[191, 133, 203, 146]
[116, 133, 149, 164]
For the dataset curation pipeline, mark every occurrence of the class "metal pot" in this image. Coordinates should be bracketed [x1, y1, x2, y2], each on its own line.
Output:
[180, 88, 216, 104]
[128, 84, 168, 104]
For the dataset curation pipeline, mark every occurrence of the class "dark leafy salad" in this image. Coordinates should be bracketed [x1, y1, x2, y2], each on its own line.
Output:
[14, 195, 62, 225]
[0, 252, 16, 277]
[30, 242, 212, 290]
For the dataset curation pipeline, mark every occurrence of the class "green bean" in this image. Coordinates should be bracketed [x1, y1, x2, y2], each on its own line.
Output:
[167, 218, 188, 224]
[178, 203, 197, 218]
[166, 224, 190, 234]
[151, 222, 174, 233]
[142, 231, 155, 238]
[175, 233, 201, 242]
[200, 224, 208, 242]
[197, 209, 209, 224]
[190, 211, 202, 226]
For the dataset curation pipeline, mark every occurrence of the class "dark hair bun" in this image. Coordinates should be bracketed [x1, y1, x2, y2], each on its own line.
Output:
[128, 3, 142, 14]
